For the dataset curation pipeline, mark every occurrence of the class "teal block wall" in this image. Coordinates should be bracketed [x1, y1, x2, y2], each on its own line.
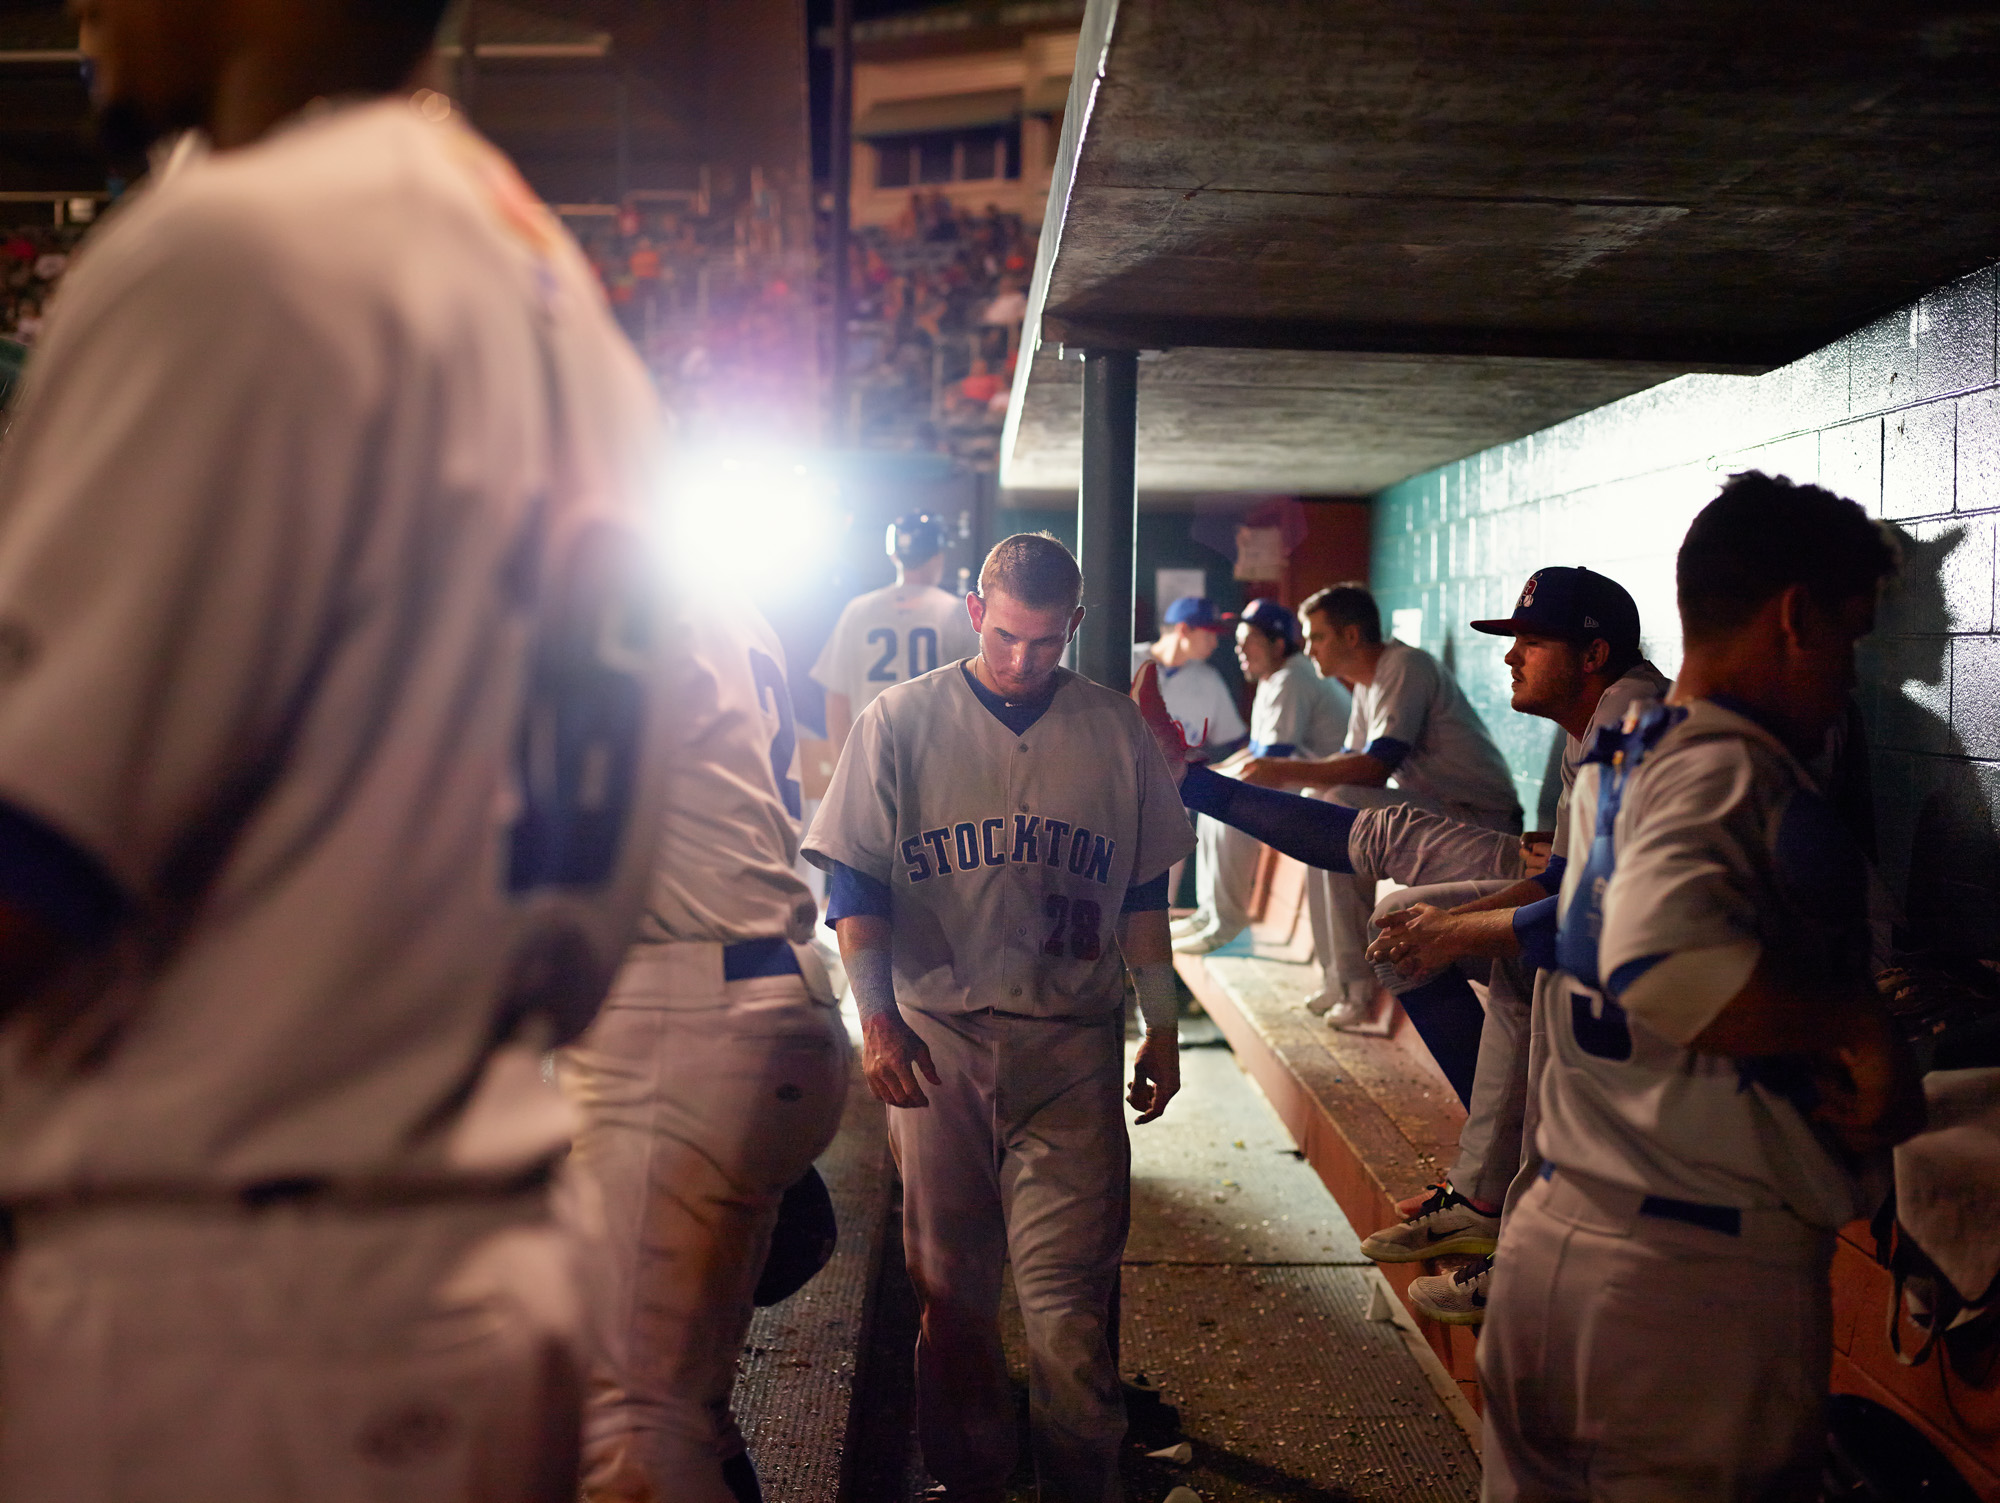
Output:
[1371, 266, 2000, 959]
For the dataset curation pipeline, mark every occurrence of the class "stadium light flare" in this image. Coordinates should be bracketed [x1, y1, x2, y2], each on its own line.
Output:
[657, 451, 839, 592]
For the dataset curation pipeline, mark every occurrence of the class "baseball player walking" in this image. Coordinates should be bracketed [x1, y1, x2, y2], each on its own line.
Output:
[1481, 473, 1925, 1499]
[1242, 584, 1520, 1024]
[1173, 598, 1348, 955]
[805, 532, 1194, 1503]
[0, 4, 669, 1498]
[813, 510, 979, 755]
[560, 600, 850, 1503]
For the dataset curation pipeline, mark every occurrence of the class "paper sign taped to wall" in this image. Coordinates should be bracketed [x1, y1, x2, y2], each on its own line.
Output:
[1234, 526, 1286, 580]
[1156, 568, 1206, 615]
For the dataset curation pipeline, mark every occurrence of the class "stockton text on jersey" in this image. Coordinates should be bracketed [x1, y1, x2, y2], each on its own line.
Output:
[901, 813, 1115, 886]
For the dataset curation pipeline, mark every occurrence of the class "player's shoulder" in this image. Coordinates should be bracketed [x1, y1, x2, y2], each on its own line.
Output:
[866, 658, 969, 718]
[1050, 669, 1150, 731]
[99, 104, 563, 335]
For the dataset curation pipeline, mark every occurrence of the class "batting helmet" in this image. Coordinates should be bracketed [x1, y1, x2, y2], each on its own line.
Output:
[886, 511, 947, 566]
[754, 1165, 838, 1306]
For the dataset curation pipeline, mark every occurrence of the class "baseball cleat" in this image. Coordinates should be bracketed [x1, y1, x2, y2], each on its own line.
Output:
[1129, 660, 1195, 780]
[1170, 913, 1208, 936]
[1359, 1183, 1500, 1262]
[1317, 979, 1380, 1030]
[1408, 1254, 1493, 1326]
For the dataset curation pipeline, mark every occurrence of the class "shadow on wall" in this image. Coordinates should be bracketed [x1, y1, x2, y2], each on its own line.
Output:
[1862, 524, 2000, 964]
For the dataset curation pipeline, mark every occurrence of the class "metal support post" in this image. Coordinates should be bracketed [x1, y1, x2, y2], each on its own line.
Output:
[829, 0, 855, 444]
[1076, 349, 1139, 688]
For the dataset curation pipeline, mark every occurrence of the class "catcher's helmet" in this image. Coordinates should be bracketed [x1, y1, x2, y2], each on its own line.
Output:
[885, 511, 946, 566]
[754, 1165, 838, 1306]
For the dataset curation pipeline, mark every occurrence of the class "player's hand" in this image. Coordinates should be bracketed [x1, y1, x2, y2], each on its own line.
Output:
[1129, 661, 1191, 787]
[1368, 903, 1463, 976]
[1238, 758, 1291, 788]
[861, 1011, 940, 1110]
[1810, 1008, 1927, 1156]
[1129, 1031, 1181, 1123]
[1519, 832, 1554, 880]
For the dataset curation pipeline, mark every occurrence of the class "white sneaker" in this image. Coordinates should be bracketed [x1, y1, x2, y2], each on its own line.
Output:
[1317, 978, 1380, 1030]
[1172, 928, 1235, 955]
[1408, 1255, 1492, 1326]
[1359, 1184, 1501, 1262]
[1170, 913, 1208, 937]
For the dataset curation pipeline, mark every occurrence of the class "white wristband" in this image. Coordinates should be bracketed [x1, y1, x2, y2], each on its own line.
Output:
[1133, 962, 1178, 1037]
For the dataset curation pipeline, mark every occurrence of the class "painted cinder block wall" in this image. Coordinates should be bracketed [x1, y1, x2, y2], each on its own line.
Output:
[1370, 264, 2000, 965]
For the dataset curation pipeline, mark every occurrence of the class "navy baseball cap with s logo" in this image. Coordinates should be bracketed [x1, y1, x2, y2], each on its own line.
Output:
[1470, 566, 1641, 658]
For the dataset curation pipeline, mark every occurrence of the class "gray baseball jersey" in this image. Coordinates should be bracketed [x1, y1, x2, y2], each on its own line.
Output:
[811, 582, 978, 717]
[1348, 641, 1520, 822]
[635, 600, 817, 945]
[1537, 698, 1871, 1229]
[0, 99, 669, 1194]
[1549, 660, 1672, 850]
[1251, 653, 1348, 759]
[1128, 644, 1247, 753]
[803, 665, 1194, 1017]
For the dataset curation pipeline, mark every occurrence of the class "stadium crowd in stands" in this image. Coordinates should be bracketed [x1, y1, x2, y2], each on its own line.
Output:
[844, 191, 1035, 465]
[6, 188, 1037, 465]
[0, 223, 87, 347]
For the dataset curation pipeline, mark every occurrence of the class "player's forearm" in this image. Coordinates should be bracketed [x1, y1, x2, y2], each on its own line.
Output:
[1685, 955, 1879, 1058]
[1419, 906, 1521, 962]
[1268, 752, 1390, 790]
[825, 692, 854, 756]
[833, 914, 899, 1026]
[1451, 877, 1547, 916]
[1119, 908, 1178, 1037]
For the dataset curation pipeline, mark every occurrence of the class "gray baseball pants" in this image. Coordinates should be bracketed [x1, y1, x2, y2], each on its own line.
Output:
[559, 944, 851, 1503]
[1305, 789, 1519, 1001]
[890, 1005, 1130, 1503]
[0, 1190, 583, 1502]
[1480, 1166, 1833, 1502]
[1190, 812, 1262, 943]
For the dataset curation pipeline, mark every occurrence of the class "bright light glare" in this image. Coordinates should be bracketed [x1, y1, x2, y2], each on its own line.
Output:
[657, 452, 839, 593]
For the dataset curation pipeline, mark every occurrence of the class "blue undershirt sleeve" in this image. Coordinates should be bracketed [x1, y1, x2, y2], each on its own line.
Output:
[1178, 764, 1357, 873]
[1121, 871, 1170, 913]
[0, 800, 128, 946]
[1513, 894, 1559, 973]
[1362, 737, 1411, 770]
[1248, 741, 1296, 759]
[824, 860, 893, 925]
[1532, 852, 1568, 898]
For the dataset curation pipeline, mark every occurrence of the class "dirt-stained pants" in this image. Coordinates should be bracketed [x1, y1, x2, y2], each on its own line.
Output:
[890, 1005, 1130, 1503]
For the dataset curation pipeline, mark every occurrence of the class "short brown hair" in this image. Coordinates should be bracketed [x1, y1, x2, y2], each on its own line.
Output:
[1678, 472, 1898, 642]
[978, 532, 1083, 610]
[1299, 582, 1381, 645]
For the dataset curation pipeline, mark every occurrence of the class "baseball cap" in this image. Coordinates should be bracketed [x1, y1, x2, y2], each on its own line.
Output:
[1237, 597, 1300, 651]
[886, 511, 946, 565]
[1162, 596, 1223, 630]
[1470, 566, 1640, 656]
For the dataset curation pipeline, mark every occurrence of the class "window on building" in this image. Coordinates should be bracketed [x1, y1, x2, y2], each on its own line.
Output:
[873, 124, 1022, 190]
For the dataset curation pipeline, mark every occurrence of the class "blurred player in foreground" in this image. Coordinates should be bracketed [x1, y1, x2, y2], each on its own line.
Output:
[1481, 474, 1924, 1499]
[559, 601, 848, 1503]
[0, 2, 668, 1496]
[812, 510, 978, 756]
[806, 533, 1194, 1503]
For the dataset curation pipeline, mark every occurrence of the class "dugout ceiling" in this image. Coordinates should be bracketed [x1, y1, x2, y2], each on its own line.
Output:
[1001, 0, 2000, 495]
